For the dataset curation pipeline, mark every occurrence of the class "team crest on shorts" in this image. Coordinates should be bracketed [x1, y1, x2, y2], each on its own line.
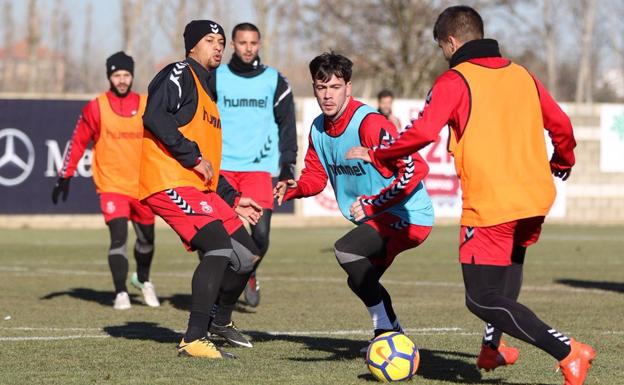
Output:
[199, 201, 213, 214]
[106, 201, 116, 214]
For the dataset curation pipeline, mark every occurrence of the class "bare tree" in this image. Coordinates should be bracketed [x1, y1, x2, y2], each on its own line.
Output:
[302, 0, 446, 98]
[1, 0, 15, 91]
[156, 0, 230, 60]
[26, 0, 41, 92]
[81, 1, 93, 91]
[120, 0, 146, 55]
[574, 0, 598, 103]
[490, 0, 564, 98]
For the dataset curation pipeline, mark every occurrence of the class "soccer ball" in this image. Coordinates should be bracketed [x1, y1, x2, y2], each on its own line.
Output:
[366, 332, 420, 382]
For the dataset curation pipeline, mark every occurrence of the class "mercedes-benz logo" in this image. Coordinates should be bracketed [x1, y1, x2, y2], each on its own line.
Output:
[0, 128, 35, 187]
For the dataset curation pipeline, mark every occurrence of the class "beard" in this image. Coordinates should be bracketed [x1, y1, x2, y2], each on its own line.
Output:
[109, 80, 133, 97]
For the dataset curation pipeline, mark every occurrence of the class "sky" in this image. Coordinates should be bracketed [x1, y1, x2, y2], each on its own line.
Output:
[5, 0, 257, 58]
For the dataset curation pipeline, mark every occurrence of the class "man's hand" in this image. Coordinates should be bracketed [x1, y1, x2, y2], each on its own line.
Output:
[235, 196, 263, 225]
[551, 165, 572, 181]
[51, 177, 71, 204]
[346, 146, 372, 163]
[273, 179, 297, 206]
[349, 197, 366, 222]
[193, 158, 214, 186]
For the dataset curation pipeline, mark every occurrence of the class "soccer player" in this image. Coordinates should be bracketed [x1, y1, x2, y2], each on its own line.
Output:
[209, 22, 297, 307]
[376, 89, 401, 131]
[52, 52, 159, 310]
[274, 52, 433, 347]
[347, 6, 595, 384]
[140, 19, 263, 358]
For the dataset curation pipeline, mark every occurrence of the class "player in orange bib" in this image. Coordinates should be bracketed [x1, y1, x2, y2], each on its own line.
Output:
[52, 52, 159, 311]
[348, 6, 594, 385]
[140, 20, 263, 358]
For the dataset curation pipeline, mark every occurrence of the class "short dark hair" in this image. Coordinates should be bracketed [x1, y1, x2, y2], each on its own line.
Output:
[232, 22, 261, 40]
[309, 52, 353, 83]
[377, 89, 394, 100]
[433, 5, 484, 42]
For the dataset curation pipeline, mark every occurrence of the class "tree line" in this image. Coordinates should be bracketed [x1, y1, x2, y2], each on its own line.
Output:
[1, 0, 622, 102]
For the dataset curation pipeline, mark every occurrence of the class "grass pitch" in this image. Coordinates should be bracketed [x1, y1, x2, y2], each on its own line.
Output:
[0, 224, 622, 384]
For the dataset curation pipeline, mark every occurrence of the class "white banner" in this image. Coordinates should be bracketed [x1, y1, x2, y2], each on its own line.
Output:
[299, 98, 565, 218]
[600, 104, 624, 172]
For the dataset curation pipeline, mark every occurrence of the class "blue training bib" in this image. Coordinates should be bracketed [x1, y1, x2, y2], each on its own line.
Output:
[217, 65, 279, 174]
[310, 104, 434, 226]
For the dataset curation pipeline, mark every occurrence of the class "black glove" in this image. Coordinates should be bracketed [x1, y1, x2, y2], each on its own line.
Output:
[278, 163, 295, 181]
[51, 177, 71, 204]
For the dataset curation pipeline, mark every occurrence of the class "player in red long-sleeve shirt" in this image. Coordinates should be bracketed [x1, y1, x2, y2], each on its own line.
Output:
[275, 53, 433, 349]
[348, 6, 594, 385]
[52, 52, 159, 310]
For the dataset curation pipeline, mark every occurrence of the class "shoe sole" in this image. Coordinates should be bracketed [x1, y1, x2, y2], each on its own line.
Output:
[177, 350, 237, 359]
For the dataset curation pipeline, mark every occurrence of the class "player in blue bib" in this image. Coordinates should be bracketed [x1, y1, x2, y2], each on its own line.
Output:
[206, 23, 297, 348]
[275, 53, 434, 347]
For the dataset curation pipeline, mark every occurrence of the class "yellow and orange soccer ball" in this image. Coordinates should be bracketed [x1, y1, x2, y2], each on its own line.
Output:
[366, 332, 420, 382]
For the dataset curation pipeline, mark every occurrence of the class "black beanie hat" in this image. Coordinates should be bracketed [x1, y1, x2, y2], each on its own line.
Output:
[183, 20, 226, 56]
[106, 51, 134, 77]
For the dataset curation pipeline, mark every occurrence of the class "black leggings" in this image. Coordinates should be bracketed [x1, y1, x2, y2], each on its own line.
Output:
[462, 262, 570, 360]
[334, 224, 397, 324]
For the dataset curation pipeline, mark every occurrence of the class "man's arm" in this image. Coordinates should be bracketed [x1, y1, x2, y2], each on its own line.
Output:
[281, 134, 327, 201]
[355, 114, 429, 218]
[216, 174, 241, 207]
[142, 63, 202, 168]
[59, 100, 99, 178]
[532, 75, 576, 175]
[371, 72, 464, 165]
[274, 73, 298, 180]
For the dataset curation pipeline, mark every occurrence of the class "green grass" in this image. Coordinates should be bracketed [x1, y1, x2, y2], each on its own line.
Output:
[0, 224, 622, 384]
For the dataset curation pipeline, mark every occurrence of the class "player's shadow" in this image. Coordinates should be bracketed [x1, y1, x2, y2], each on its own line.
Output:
[247, 331, 365, 361]
[40, 287, 140, 307]
[247, 332, 550, 384]
[556, 278, 624, 294]
[165, 293, 255, 314]
[103, 321, 180, 343]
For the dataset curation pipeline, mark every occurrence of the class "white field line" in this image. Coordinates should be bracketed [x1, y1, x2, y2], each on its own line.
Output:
[0, 335, 110, 341]
[2, 326, 624, 342]
[0, 266, 619, 295]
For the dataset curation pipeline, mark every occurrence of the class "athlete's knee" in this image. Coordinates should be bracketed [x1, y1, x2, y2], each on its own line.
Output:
[464, 288, 503, 320]
[108, 217, 128, 251]
[133, 223, 155, 254]
[230, 239, 258, 274]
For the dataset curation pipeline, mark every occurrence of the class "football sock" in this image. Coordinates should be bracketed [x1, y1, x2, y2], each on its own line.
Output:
[107, 218, 129, 293]
[214, 268, 251, 326]
[108, 252, 128, 294]
[132, 223, 154, 283]
[185, 311, 212, 342]
[368, 301, 393, 331]
[185, 253, 229, 341]
[379, 284, 399, 328]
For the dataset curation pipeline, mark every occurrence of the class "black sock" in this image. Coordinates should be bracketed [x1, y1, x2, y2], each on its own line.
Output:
[214, 268, 251, 326]
[107, 218, 129, 293]
[484, 260, 524, 348]
[132, 223, 155, 283]
[108, 253, 128, 293]
[379, 284, 398, 327]
[185, 311, 212, 342]
[185, 254, 229, 341]
[134, 244, 153, 283]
